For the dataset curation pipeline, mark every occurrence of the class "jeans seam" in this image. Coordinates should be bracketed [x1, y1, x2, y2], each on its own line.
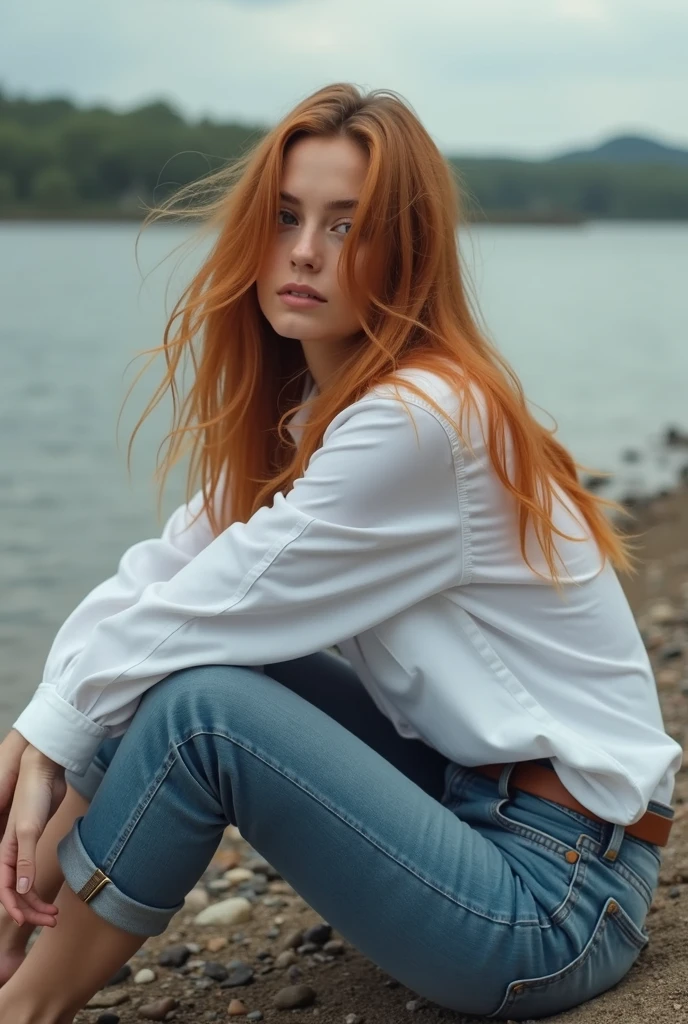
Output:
[488, 798, 577, 857]
[612, 859, 655, 908]
[170, 728, 544, 928]
[98, 751, 179, 875]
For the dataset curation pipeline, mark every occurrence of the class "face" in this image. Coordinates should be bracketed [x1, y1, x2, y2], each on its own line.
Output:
[256, 135, 369, 388]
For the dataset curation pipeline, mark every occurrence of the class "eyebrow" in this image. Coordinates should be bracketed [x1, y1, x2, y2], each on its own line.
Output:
[279, 190, 359, 212]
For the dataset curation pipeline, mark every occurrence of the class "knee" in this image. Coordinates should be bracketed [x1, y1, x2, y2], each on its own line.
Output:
[137, 663, 266, 731]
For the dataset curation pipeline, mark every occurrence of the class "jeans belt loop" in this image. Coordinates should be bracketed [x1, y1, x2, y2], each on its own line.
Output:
[498, 762, 516, 799]
[600, 822, 626, 862]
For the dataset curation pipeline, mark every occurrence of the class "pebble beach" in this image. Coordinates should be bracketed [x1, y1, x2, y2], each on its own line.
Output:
[46, 480, 688, 1024]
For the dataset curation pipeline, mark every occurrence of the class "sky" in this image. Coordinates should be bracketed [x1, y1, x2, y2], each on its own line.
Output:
[2, 0, 687, 158]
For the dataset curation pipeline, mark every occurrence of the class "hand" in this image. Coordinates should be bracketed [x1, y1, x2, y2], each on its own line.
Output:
[0, 740, 66, 927]
[0, 729, 29, 838]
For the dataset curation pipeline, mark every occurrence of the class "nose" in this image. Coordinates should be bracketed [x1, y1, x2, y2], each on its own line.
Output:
[290, 227, 322, 271]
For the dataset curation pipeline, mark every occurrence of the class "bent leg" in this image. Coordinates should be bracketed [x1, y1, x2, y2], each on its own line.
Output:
[54, 657, 538, 1015]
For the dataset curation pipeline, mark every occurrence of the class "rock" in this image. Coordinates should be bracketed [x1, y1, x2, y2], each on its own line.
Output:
[246, 1013, 264, 1022]
[303, 923, 332, 946]
[273, 983, 317, 1010]
[275, 950, 298, 969]
[649, 602, 679, 627]
[207, 878, 231, 893]
[669, 886, 681, 898]
[137, 996, 179, 1019]
[297, 942, 320, 955]
[345, 1015, 364, 1024]
[262, 896, 288, 908]
[187, 942, 202, 954]
[104, 964, 132, 987]
[267, 881, 294, 895]
[273, 915, 285, 925]
[280, 928, 305, 951]
[210, 847, 242, 871]
[220, 964, 255, 988]
[406, 998, 424, 1011]
[194, 897, 254, 927]
[227, 998, 248, 1015]
[225, 867, 255, 884]
[87, 990, 130, 1009]
[97, 1015, 121, 1024]
[657, 667, 681, 689]
[323, 940, 344, 955]
[158, 944, 191, 968]
[134, 968, 157, 985]
[265, 927, 280, 939]
[184, 887, 210, 913]
[287, 965, 302, 982]
[206, 936, 229, 953]
[203, 961, 229, 981]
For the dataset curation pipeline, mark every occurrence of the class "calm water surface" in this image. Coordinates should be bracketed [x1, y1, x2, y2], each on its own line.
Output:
[1, 221, 687, 733]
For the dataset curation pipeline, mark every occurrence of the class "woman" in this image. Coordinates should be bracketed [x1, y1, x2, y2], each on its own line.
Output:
[0, 82, 680, 1022]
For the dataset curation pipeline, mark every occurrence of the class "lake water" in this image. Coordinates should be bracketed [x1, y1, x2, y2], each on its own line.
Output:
[1, 221, 687, 735]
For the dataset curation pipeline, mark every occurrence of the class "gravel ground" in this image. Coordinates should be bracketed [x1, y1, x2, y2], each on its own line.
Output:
[71, 485, 688, 1024]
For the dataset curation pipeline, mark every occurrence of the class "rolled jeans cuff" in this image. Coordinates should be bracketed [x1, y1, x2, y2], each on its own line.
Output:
[57, 817, 185, 937]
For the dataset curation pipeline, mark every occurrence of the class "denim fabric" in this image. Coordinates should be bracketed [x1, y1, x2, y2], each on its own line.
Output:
[60, 651, 664, 1019]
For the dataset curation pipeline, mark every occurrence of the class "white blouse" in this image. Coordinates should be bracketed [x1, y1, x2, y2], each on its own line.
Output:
[13, 368, 681, 825]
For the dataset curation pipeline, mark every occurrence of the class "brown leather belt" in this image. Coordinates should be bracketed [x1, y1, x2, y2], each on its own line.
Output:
[473, 762, 672, 848]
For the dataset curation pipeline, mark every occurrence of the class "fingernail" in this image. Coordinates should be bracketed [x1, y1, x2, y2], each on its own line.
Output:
[17, 877, 29, 894]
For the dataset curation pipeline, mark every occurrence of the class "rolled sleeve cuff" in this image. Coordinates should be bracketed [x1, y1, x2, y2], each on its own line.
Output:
[12, 684, 107, 776]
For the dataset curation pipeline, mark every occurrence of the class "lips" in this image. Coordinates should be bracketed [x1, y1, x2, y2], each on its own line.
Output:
[278, 283, 326, 302]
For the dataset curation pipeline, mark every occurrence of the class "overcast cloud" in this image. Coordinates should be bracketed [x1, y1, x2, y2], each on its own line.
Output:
[2, 0, 687, 156]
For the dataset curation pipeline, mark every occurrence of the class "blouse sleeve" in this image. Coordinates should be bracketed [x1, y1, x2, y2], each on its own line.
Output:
[12, 396, 466, 774]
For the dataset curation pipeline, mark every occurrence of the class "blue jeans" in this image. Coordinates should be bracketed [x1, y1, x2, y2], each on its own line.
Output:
[59, 651, 666, 1019]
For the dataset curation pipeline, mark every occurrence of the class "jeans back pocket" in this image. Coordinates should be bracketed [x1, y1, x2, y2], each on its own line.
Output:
[488, 895, 648, 1019]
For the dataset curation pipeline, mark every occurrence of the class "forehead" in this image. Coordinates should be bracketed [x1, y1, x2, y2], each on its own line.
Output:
[281, 136, 368, 201]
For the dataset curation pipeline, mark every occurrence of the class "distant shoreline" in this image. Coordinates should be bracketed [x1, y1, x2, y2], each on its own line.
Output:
[3, 209, 688, 226]
[0, 208, 589, 226]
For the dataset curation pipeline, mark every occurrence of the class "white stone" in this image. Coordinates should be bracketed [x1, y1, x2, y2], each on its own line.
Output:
[224, 867, 255, 884]
[184, 887, 210, 912]
[134, 968, 156, 985]
[194, 896, 254, 927]
[207, 878, 231, 893]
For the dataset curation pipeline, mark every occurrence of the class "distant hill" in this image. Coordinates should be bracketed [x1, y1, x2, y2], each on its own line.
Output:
[550, 134, 688, 166]
[1, 87, 687, 220]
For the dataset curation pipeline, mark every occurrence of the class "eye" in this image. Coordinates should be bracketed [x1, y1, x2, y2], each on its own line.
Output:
[277, 210, 352, 236]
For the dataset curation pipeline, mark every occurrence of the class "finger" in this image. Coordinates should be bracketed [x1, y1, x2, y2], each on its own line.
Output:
[12, 893, 58, 928]
[0, 852, 58, 928]
[0, 824, 23, 925]
[17, 884, 59, 918]
[13, 765, 55, 898]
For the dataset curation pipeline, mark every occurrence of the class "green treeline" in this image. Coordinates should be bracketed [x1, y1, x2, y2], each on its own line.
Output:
[1, 89, 687, 221]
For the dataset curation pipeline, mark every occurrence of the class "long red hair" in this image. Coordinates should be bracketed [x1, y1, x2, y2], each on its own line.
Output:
[123, 82, 637, 585]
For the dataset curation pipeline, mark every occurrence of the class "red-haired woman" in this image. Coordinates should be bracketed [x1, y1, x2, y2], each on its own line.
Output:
[0, 83, 679, 1021]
